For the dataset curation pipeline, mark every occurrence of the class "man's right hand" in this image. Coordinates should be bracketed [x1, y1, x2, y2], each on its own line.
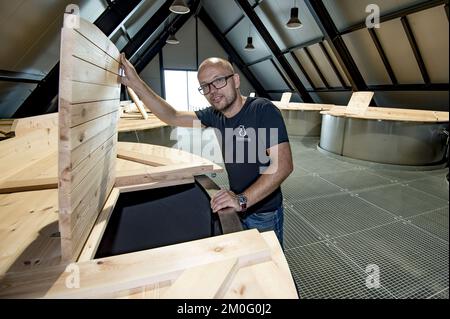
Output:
[120, 53, 141, 90]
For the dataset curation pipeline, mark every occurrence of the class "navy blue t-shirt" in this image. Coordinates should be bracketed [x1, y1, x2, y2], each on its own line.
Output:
[195, 97, 289, 214]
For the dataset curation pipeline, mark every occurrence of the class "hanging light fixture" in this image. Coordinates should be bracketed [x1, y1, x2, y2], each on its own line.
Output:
[244, 37, 255, 50]
[286, 0, 303, 29]
[169, 0, 190, 14]
[166, 31, 180, 45]
[244, 23, 255, 51]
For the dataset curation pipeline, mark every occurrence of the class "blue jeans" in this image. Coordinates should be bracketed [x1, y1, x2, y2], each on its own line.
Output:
[241, 205, 284, 248]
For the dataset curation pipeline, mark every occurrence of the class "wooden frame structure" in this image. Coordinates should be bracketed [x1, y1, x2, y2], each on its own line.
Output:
[0, 15, 298, 299]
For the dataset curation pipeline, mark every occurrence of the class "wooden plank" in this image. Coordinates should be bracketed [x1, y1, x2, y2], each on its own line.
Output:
[60, 134, 116, 195]
[0, 229, 271, 298]
[345, 91, 373, 115]
[62, 99, 120, 128]
[273, 101, 334, 111]
[117, 142, 223, 172]
[77, 188, 120, 262]
[0, 189, 59, 275]
[69, 128, 117, 170]
[117, 149, 174, 167]
[59, 80, 120, 104]
[118, 114, 168, 133]
[60, 144, 116, 230]
[72, 30, 120, 74]
[58, 17, 120, 262]
[162, 258, 239, 299]
[0, 150, 56, 186]
[116, 177, 195, 193]
[0, 128, 56, 161]
[127, 87, 149, 120]
[77, 19, 120, 62]
[115, 163, 214, 187]
[64, 56, 120, 87]
[280, 92, 292, 106]
[0, 178, 57, 194]
[323, 105, 449, 122]
[12, 113, 58, 137]
[60, 165, 116, 261]
[224, 231, 298, 299]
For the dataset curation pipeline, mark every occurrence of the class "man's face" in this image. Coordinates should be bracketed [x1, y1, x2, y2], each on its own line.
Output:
[198, 66, 238, 113]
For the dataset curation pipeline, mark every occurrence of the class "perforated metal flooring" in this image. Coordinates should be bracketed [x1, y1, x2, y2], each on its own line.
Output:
[211, 136, 449, 299]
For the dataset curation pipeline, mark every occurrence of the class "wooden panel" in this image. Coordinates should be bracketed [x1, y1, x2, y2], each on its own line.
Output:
[67, 57, 120, 87]
[0, 229, 271, 298]
[116, 177, 195, 194]
[72, 30, 120, 74]
[280, 92, 293, 106]
[116, 142, 223, 172]
[118, 114, 167, 132]
[0, 130, 57, 183]
[63, 99, 120, 128]
[59, 80, 120, 104]
[126, 87, 148, 120]
[58, 17, 120, 262]
[0, 189, 59, 276]
[345, 91, 373, 115]
[322, 106, 450, 122]
[77, 18, 120, 62]
[77, 188, 120, 262]
[115, 163, 214, 187]
[12, 113, 58, 137]
[0, 177, 57, 194]
[162, 258, 239, 299]
[224, 231, 298, 299]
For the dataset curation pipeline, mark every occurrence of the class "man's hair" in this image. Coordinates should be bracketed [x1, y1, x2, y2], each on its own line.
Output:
[198, 57, 235, 75]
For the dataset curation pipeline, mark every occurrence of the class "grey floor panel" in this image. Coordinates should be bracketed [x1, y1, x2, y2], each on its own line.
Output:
[319, 169, 392, 191]
[357, 184, 449, 218]
[289, 137, 320, 149]
[367, 168, 429, 182]
[205, 136, 449, 299]
[332, 222, 449, 299]
[298, 158, 358, 174]
[283, 205, 325, 249]
[282, 175, 343, 202]
[408, 207, 449, 242]
[285, 242, 393, 299]
[408, 176, 449, 201]
[291, 193, 397, 238]
[429, 288, 449, 299]
[291, 150, 327, 162]
[290, 166, 311, 177]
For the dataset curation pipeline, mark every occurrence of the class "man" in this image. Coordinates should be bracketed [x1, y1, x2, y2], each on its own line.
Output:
[120, 54, 293, 246]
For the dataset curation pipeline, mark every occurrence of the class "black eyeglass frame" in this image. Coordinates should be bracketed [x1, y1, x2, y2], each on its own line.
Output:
[198, 74, 235, 95]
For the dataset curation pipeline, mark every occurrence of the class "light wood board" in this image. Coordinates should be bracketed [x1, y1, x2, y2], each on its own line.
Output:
[58, 16, 121, 262]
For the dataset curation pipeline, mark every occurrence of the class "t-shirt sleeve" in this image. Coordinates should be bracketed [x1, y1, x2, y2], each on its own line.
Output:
[258, 102, 289, 149]
[194, 107, 214, 128]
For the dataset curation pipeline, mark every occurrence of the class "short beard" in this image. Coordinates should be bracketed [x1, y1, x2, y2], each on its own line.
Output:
[211, 90, 237, 113]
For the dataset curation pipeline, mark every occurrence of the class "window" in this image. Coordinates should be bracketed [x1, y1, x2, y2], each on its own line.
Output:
[164, 70, 209, 111]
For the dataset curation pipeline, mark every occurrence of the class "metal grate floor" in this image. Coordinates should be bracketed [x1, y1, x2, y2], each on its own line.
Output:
[282, 137, 449, 299]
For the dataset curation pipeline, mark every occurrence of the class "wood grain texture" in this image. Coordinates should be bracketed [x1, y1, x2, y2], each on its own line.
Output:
[0, 229, 271, 298]
[58, 17, 120, 262]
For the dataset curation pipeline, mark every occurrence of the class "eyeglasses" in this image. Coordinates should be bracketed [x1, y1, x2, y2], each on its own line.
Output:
[198, 74, 235, 95]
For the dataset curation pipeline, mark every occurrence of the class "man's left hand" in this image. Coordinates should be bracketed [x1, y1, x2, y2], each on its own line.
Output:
[210, 189, 240, 213]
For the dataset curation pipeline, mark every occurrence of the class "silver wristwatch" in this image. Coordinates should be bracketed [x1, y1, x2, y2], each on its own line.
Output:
[237, 194, 248, 212]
